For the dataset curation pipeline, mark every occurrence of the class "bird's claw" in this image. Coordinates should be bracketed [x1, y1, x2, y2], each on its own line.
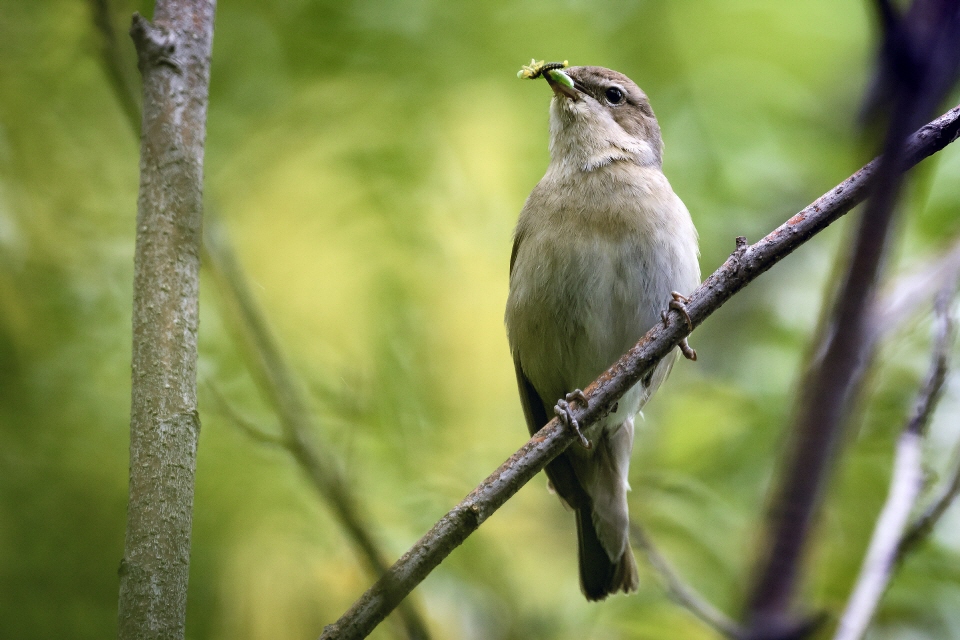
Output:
[555, 390, 591, 449]
[565, 389, 588, 407]
[669, 291, 693, 331]
[664, 293, 697, 361]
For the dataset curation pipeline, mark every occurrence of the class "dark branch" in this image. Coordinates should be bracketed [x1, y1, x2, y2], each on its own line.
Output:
[833, 283, 956, 640]
[743, 3, 960, 635]
[318, 104, 960, 640]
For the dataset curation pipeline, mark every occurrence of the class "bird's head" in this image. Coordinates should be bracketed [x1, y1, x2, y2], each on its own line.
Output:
[543, 66, 663, 171]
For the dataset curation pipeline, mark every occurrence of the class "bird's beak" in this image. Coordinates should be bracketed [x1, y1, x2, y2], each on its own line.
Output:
[544, 69, 581, 101]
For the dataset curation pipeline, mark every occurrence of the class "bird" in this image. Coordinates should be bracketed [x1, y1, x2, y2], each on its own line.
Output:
[505, 64, 700, 600]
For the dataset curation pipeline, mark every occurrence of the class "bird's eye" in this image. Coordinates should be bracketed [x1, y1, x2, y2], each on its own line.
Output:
[605, 87, 624, 104]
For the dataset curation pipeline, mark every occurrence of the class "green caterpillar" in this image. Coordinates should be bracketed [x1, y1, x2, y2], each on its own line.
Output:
[517, 59, 569, 80]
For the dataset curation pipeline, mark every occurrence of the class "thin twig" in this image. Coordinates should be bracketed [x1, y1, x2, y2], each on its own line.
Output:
[871, 237, 960, 339]
[832, 434, 923, 640]
[630, 523, 744, 639]
[833, 282, 956, 640]
[200, 216, 380, 576]
[900, 283, 956, 440]
[203, 379, 289, 447]
[898, 438, 960, 558]
[88, 0, 140, 132]
[896, 279, 960, 559]
[318, 104, 960, 640]
[203, 216, 433, 640]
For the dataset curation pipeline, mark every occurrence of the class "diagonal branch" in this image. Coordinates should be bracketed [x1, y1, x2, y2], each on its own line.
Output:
[203, 215, 433, 640]
[318, 104, 960, 640]
[203, 379, 290, 447]
[833, 282, 956, 640]
[897, 439, 960, 559]
[630, 523, 745, 639]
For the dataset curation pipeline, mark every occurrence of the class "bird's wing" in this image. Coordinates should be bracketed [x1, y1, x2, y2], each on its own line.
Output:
[514, 357, 549, 439]
[510, 228, 589, 509]
[513, 358, 590, 510]
[509, 226, 524, 277]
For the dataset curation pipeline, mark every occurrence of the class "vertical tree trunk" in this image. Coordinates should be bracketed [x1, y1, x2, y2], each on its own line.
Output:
[117, 2, 215, 639]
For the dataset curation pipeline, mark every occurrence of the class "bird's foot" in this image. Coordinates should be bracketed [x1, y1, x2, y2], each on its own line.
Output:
[669, 291, 694, 331]
[555, 390, 591, 449]
[664, 293, 697, 361]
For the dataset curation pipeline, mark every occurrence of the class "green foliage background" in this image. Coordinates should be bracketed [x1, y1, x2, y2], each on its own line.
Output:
[1, 0, 959, 638]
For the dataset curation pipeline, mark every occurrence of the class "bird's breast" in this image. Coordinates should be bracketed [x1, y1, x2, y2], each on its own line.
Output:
[506, 165, 699, 406]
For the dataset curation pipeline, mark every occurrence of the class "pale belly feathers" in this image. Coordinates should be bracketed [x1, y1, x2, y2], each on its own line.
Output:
[505, 164, 699, 435]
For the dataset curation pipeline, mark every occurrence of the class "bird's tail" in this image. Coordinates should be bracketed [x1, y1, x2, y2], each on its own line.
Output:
[576, 505, 638, 600]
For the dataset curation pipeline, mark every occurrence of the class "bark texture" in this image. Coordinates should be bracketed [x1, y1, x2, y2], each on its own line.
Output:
[117, 3, 215, 639]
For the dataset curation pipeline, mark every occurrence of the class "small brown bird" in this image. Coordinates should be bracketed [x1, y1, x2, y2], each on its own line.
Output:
[505, 65, 700, 600]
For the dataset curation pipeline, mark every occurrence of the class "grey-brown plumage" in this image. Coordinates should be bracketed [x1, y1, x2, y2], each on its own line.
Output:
[506, 66, 699, 600]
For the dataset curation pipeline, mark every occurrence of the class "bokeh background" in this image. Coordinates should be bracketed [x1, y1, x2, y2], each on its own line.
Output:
[2, 0, 960, 638]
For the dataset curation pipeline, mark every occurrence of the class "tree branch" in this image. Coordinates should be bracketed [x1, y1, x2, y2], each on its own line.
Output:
[318, 104, 960, 640]
[833, 282, 956, 640]
[91, 6, 433, 635]
[117, 2, 215, 639]
[897, 440, 960, 558]
[630, 523, 744, 639]
[743, 4, 960, 635]
[88, 0, 140, 131]
[870, 236, 960, 339]
[204, 379, 290, 447]
[203, 216, 432, 640]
